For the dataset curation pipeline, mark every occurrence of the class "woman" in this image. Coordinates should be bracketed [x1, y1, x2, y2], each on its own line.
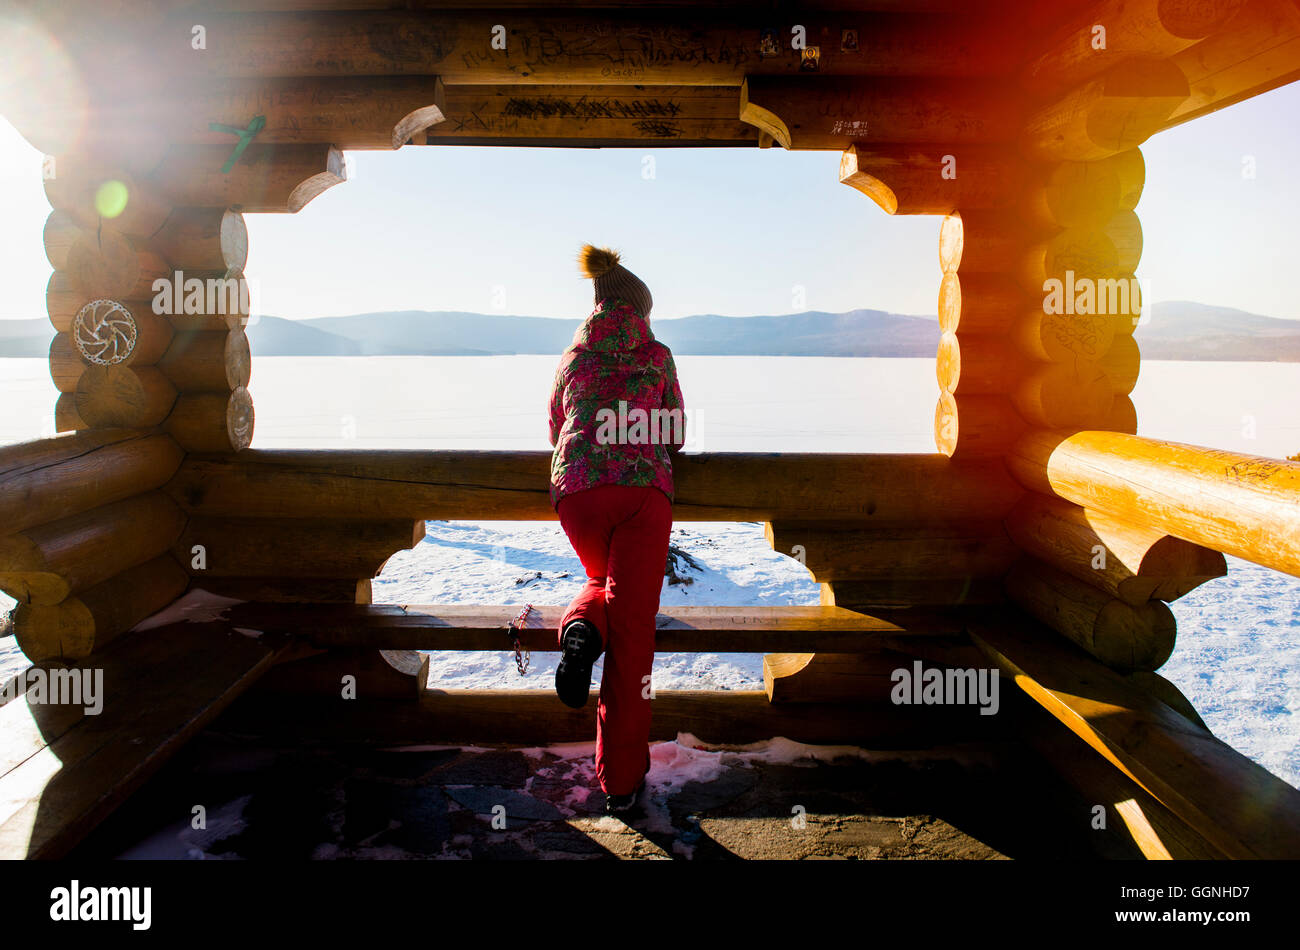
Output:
[547, 244, 686, 815]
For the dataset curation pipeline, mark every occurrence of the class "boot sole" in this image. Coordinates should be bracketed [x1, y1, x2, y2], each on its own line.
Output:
[555, 622, 601, 709]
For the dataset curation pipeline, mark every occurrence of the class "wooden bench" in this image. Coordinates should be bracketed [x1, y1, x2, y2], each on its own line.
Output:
[0, 620, 289, 859]
[971, 615, 1300, 860]
[222, 602, 972, 653]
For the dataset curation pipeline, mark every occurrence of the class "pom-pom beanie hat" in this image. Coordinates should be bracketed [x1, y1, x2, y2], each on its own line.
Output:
[578, 244, 653, 320]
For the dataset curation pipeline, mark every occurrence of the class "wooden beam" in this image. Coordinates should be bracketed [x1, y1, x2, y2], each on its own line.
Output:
[1020, 0, 1248, 99]
[822, 577, 1008, 608]
[190, 576, 373, 604]
[430, 84, 754, 145]
[839, 144, 1027, 215]
[166, 388, 255, 453]
[165, 450, 1026, 523]
[159, 10, 1019, 82]
[148, 144, 347, 213]
[1004, 557, 1177, 672]
[12, 555, 190, 662]
[223, 603, 970, 653]
[1161, 0, 1300, 129]
[764, 650, 913, 703]
[179, 517, 424, 579]
[971, 615, 1300, 859]
[212, 687, 1008, 747]
[0, 492, 186, 606]
[934, 391, 1028, 459]
[1005, 493, 1226, 605]
[1021, 57, 1190, 161]
[1020, 704, 1228, 859]
[1007, 429, 1300, 577]
[0, 619, 290, 858]
[765, 521, 1018, 582]
[741, 76, 1021, 150]
[0, 432, 184, 538]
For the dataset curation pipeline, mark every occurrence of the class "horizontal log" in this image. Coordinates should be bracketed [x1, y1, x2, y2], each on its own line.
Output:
[0, 492, 187, 606]
[215, 686, 1007, 748]
[155, 267, 252, 329]
[0, 428, 139, 477]
[54, 395, 86, 433]
[224, 603, 972, 653]
[11, 554, 189, 662]
[1099, 332, 1140, 395]
[1019, 217, 1144, 293]
[763, 650, 916, 703]
[1004, 493, 1227, 606]
[971, 614, 1300, 859]
[1004, 557, 1177, 672]
[190, 577, 373, 605]
[766, 520, 1017, 583]
[163, 10, 1015, 81]
[65, 228, 167, 300]
[937, 331, 1029, 394]
[165, 388, 255, 453]
[821, 577, 1007, 608]
[1108, 394, 1137, 435]
[179, 517, 424, 579]
[938, 271, 1031, 336]
[1126, 670, 1211, 732]
[148, 143, 346, 213]
[250, 647, 425, 701]
[150, 208, 248, 272]
[741, 76, 1020, 150]
[431, 84, 754, 145]
[45, 272, 152, 334]
[0, 432, 183, 537]
[1021, 57, 1190, 161]
[938, 211, 1042, 275]
[1011, 305, 1120, 364]
[839, 144, 1026, 215]
[75, 72, 443, 150]
[158, 329, 252, 392]
[1019, 700, 1228, 859]
[1020, 0, 1247, 98]
[41, 209, 80, 271]
[1012, 360, 1116, 429]
[165, 451, 1026, 523]
[1162, 0, 1300, 129]
[934, 391, 1028, 458]
[1021, 149, 1146, 230]
[74, 365, 178, 429]
[48, 333, 82, 394]
[43, 160, 171, 238]
[1008, 429, 1300, 577]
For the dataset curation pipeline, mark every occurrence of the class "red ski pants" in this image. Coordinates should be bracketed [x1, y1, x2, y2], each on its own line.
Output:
[556, 483, 672, 796]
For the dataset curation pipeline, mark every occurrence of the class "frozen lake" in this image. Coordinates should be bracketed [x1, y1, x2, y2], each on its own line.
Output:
[1, 355, 1297, 786]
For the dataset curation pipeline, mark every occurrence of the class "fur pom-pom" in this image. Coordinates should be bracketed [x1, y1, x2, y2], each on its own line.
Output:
[578, 244, 621, 278]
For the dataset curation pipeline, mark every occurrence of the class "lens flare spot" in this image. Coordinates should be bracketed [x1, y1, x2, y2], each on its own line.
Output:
[94, 180, 129, 219]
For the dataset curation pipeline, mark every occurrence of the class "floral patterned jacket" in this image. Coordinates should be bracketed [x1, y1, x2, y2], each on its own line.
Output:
[548, 297, 686, 507]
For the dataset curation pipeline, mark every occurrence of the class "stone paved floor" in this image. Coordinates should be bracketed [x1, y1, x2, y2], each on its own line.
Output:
[70, 729, 1121, 860]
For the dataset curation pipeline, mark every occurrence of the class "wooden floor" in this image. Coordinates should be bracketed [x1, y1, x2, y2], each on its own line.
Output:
[66, 730, 1125, 861]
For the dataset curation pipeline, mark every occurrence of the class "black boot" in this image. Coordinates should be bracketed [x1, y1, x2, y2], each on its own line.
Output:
[605, 779, 646, 816]
[555, 619, 602, 709]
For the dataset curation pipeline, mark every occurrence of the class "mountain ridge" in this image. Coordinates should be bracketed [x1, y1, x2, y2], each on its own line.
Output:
[1, 302, 1298, 360]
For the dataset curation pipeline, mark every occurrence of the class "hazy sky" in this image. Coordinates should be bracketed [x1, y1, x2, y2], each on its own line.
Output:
[1, 79, 1297, 323]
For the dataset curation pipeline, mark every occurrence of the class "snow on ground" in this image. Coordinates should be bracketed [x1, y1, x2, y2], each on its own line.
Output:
[372, 520, 819, 692]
